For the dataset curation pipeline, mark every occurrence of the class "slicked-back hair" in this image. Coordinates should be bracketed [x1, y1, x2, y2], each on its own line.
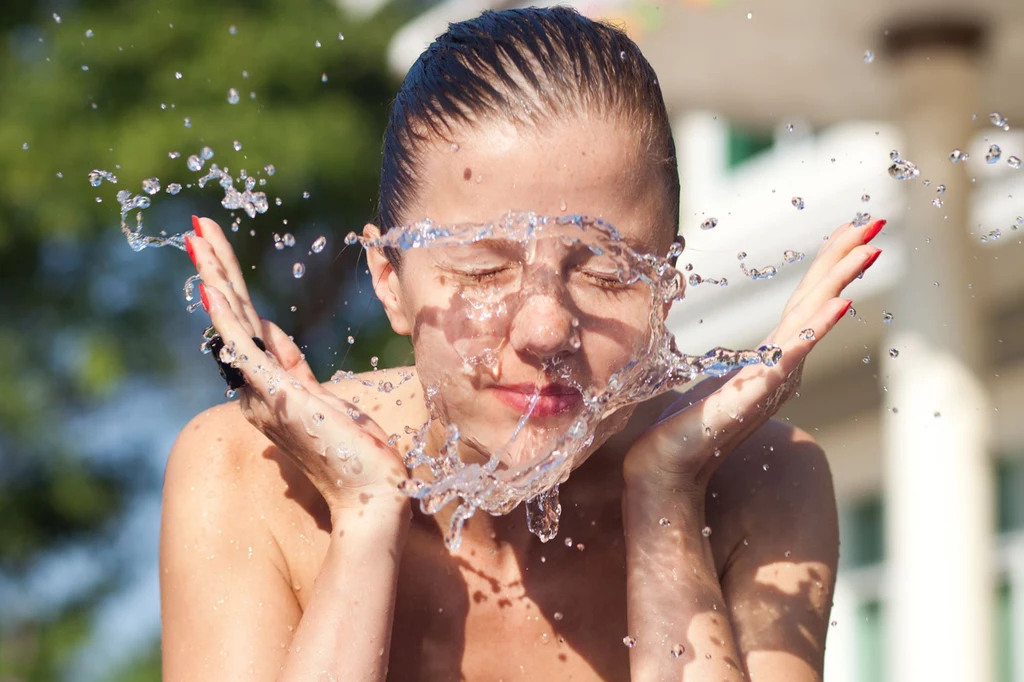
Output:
[375, 6, 680, 263]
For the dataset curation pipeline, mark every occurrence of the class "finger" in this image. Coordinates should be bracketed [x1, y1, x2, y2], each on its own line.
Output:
[259, 318, 320, 387]
[194, 216, 263, 335]
[772, 245, 879, 344]
[192, 236, 256, 338]
[784, 219, 885, 318]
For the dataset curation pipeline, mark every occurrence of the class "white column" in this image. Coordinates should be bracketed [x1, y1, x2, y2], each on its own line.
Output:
[674, 109, 729, 227]
[823, 574, 861, 682]
[882, 44, 996, 682]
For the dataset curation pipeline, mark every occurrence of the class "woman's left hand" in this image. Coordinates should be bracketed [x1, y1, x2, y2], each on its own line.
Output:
[622, 217, 885, 497]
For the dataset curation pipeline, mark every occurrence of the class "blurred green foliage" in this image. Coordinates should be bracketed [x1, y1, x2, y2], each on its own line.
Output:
[0, 0, 413, 678]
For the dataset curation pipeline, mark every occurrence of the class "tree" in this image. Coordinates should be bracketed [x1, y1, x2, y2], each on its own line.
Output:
[0, 0, 413, 678]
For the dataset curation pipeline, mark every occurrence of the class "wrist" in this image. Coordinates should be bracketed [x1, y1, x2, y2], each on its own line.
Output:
[329, 496, 411, 540]
[622, 483, 705, 535]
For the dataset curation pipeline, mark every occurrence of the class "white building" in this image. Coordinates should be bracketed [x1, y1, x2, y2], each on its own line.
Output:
[385, 0, 1024, 679]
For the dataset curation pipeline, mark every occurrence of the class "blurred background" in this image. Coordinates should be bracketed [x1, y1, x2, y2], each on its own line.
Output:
[1, 0, 1022, 680]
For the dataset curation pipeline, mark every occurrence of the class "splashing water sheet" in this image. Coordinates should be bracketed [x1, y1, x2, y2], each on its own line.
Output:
[108, 160, 780, 549]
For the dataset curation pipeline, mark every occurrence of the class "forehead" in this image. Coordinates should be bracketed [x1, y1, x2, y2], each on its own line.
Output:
[403, 116, 674, 255]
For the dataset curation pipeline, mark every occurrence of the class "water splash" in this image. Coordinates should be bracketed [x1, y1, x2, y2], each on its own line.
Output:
[347, 212, 782, 549]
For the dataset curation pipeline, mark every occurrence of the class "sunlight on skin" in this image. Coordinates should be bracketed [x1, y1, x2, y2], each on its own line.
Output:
[745, 650, 821, 682]
[754, 560, 831, 605]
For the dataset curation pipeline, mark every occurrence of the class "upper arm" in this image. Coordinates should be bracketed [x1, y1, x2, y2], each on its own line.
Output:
[160, 407, 302, 682]
[708, 422, 839, 682]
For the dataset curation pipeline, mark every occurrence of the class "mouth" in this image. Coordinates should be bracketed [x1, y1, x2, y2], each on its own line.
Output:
[491, 383, 583, 418]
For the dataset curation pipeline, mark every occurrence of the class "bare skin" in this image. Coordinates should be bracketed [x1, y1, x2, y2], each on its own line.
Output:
[160, 117, 883, 681]
[162, 371, 838, 681]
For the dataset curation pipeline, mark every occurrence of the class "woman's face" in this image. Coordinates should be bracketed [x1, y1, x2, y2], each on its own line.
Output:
[369, 115, 677, 468]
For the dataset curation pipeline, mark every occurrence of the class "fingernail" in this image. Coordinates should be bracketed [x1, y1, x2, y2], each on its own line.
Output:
[192, 215, 203, 237]
[863, 248, 882, 271]
[863, 219, 887, 243]
[199, 282, 210, 311]
[185, 235, 196, 266]
[834, 300, 853, 323]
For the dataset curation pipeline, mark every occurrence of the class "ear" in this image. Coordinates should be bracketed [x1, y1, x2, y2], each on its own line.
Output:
[364, 223, 413, 336]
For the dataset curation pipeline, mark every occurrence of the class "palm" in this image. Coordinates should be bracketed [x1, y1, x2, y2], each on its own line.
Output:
[188, 216, 408, 508]
[623, 218, 885, 490]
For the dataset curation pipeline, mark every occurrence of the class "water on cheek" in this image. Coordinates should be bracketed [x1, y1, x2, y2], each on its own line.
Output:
[353, 213, 782, 549]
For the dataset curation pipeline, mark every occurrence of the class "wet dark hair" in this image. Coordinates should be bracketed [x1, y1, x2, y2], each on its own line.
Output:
[375, 6, 680, 264]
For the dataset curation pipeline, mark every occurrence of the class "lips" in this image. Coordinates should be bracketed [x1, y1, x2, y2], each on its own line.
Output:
[492, 383, 582, 417]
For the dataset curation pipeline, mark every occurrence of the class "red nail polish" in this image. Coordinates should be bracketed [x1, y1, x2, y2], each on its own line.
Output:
[199, 282, 210, 311]
[863, 249, 882, 270]
[834, 300, 852, 323]
[863, 219, 887, 243]
[185, 235, 196, 265]
[192, 215, 203, 236]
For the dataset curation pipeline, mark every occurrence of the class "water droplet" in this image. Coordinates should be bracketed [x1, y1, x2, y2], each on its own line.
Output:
[791, 197, 805, 210]
[861, 193, 871, 202]
[553, 612, 564, 621]
[370, 356, 379, 369]
[87, 169, 118, 187]
[783, 249, 805, 264]
[623, 636, 637, 648]
[863, 50, 874, 64]
[936, 184, 946, 195]
[321, 73, 328, 83]
[670, 644, 685, 658]
[932, 198, 944, 208]
[302, 191, 311, 199]
[142, 178, 161, 195]
[700, 217, 718, 230]
[853, 212, 871, 227]
[187, 154, 204, 171]
[264, 164, 276, 177]
[229, 25, 238, 35]
[292, 262, 305, 278]
[233, 140, 242, 151]
[166, 182, 182, 195]
[85, 29, 94, 38]
[338, 32, 345, 40]
[949, 149, 967, 163]
[990, 112, 1008, 128]
[862, 355, 871, 364]
[659, 517, 671, 526]
[227, 88, 240, 104]
[888, 159, 920, 180]
[312, 413, 325, 424]
[786, 123, 794, 132]
[882, 311, 893, 323]
[347, 335, 355, 344]
[1009, 156, 1022, 169]
[848, 306, 857, 317]
[312, 236, 327, 253]
[201, 146, 214, 160]
[283, 233, 295, 248]
[889, 348, 899, 358]
[344, 232, 359, 245]
[701, 526, 712, 537]
[799, 328, 816, 341]
[986, 144, 1002, 164]
[53, 13, 61, 23]
[315, 39, 322, 47]
[736, 251, 747, 261]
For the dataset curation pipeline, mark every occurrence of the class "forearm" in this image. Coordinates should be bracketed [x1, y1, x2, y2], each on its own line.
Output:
[277, 506, 410, 682]
[622, 486, 745, 682]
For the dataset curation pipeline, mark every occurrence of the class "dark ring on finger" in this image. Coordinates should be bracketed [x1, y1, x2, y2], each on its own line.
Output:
[208, 334, 266, 390]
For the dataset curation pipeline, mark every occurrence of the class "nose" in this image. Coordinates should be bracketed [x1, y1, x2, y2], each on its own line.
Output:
[508, 293, 579, 360]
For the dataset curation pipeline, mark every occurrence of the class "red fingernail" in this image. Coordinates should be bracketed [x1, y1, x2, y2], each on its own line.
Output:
[192, 215, 203, 237]
[835, 300, 852, 323]
[185, 235, 196, 266]
[199, 282, 210, 311]
[863, 219, 887, 243]
[863, 249, 882, 271]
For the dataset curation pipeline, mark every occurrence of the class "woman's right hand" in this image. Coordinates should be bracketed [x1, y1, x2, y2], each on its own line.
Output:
[186, 216, 410, 518]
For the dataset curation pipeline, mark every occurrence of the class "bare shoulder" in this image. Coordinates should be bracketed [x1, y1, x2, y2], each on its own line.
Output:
[702, 421, 839, 677]
[707, 419, 838, 561]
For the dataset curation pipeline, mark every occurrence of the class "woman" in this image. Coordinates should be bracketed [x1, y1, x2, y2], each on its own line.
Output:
[160, 7, 883, 681]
